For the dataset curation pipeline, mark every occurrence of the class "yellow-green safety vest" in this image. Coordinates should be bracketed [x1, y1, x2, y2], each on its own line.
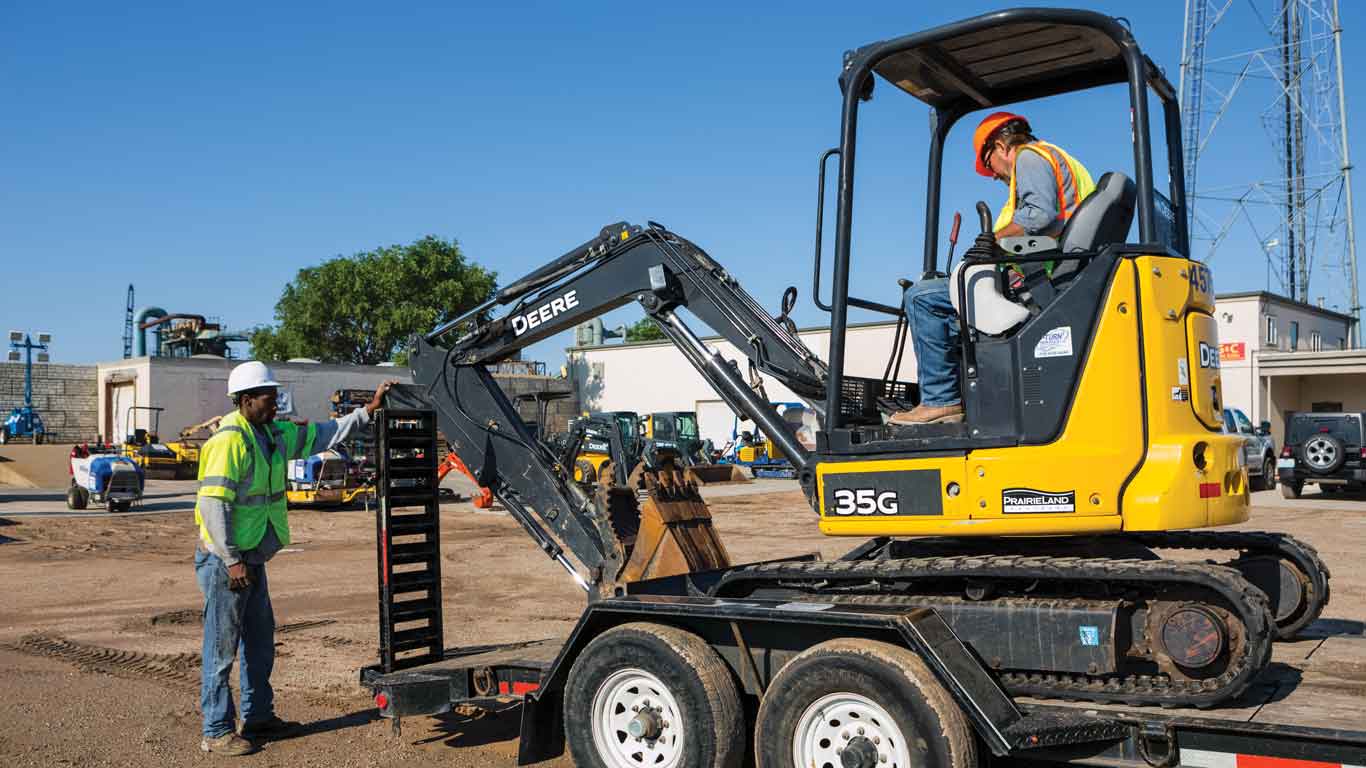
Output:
[994, 140, 1096, 234]
[195, 410, 318, 552]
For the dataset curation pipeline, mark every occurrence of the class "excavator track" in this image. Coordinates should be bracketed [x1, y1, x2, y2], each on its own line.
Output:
[710, 554, 1275, 708]
[866, 531, 1330, 640]
[1129, 531, 1330, 640]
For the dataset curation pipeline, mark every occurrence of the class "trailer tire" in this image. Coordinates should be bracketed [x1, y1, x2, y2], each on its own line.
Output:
[564, 622, 744, 768]
[66, 485, 87, 510]
[754, 638, 977, 768]
[34, 432, 44, 445]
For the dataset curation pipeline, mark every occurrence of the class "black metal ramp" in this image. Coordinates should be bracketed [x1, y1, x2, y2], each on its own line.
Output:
[375, 397, 444, 673]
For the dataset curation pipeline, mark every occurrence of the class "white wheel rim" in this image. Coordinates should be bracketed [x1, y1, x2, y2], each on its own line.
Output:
[1305, 437, 1337, 469]
[590, 667, 684, 768]
[793, 692, 912, 768]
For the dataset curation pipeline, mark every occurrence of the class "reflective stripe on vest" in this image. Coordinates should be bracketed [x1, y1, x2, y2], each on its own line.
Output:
[194, 411, 315, 551]
[994, 141, 1096, 233]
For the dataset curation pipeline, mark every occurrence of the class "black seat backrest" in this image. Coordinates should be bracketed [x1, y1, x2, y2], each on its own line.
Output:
[1052, 172, 1137, 279]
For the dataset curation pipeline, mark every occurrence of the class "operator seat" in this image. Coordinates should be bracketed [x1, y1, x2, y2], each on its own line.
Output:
[949, 172, 1137, 334]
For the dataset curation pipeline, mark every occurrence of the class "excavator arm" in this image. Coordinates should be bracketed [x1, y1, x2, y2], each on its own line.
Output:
[411, 222, 827, 596]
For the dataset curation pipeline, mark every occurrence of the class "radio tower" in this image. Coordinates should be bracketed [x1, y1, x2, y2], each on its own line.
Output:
[1180, 0, 1359, 344]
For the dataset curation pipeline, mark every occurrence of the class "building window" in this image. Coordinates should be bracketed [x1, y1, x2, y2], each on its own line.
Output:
[1265, 315, 1279, 346]
[1289, 321, 1300, 351]
[1310, 330, 1321, 351]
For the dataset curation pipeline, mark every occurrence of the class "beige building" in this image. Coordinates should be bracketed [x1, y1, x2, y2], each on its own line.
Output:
[567, 292, 1360, 445]
[1213, 292, 1358, 438]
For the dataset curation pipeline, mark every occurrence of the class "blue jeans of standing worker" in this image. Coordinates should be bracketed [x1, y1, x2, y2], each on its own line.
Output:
[904, 278, 961, 407]
[195, 548, 276, 738]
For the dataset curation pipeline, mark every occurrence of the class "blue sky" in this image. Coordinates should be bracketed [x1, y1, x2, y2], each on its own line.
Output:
[3, 1, 1362, 366]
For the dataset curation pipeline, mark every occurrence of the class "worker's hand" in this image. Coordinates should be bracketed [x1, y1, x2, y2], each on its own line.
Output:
[226, 562, 251, 591]
[366, 380, 400, 415]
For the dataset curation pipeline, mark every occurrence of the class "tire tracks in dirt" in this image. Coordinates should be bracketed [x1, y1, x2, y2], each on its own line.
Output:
[6, 634, 200, 687]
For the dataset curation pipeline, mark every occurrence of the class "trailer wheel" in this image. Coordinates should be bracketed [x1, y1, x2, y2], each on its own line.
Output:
[754, 638, 977, 768]
[34, 432, 44, 445]
[564, 622, 743, 768]
[66, 485, 87, 510]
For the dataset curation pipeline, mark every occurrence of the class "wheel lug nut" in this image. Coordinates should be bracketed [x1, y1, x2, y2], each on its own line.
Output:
[843, 731, 851, 740]
[873, 736, 880, 745]
[858, 727, 865, 735]
[632, 705, 639, 712]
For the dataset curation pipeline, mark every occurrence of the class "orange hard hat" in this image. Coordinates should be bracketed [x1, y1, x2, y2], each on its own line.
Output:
[973, 111, 1030, 177]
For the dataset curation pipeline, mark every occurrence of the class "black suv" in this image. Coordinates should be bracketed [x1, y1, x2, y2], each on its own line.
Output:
[1278, 411, 1366, 498]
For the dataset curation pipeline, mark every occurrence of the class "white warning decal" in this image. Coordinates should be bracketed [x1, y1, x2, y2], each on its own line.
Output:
[1177, 358, 1190, 385]
[1033, 326, 1073, 358]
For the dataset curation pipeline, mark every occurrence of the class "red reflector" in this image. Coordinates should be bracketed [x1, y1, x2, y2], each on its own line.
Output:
[1360, 447, 1366, 459]
[375, 692, 389, 710]
[497, 681, 541, 696]
[1281, 446, 1292, 458]
[1199, 482, 1222, 498]
[1237, 755, 1343, 768]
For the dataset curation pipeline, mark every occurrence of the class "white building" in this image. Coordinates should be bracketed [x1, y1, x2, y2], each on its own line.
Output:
[567, 292, 1361, 445]
[95, 357, 409, 443]
[567, 321, 916, 444]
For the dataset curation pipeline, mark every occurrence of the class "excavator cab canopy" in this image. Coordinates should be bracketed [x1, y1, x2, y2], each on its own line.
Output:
[819, 7, 1191, 428]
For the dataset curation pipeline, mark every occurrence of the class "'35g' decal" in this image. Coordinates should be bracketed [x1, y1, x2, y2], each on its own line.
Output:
[830, 489, 900, 515]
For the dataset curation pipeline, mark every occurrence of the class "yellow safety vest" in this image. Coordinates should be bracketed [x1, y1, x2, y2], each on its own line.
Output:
[994, 140, 1095, 233]
[195, 410, 318, 552]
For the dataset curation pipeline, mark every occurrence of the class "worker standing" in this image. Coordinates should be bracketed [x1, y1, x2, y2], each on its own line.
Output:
[194, 361, 395, 755]
[891, 112, 1093, 425]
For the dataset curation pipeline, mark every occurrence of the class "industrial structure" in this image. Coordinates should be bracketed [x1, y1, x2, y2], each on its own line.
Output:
[1180, 0, 1359, 341]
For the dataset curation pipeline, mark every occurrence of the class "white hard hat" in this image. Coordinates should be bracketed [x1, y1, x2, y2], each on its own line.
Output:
[227, 361, 282, 395]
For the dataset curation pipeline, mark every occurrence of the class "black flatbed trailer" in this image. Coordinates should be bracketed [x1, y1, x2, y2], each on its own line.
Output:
[363, 603, 1366, 767]
[362, 398, 1366, 767]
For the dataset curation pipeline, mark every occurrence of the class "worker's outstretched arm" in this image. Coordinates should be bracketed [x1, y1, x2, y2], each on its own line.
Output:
[302, 380, 397, 455]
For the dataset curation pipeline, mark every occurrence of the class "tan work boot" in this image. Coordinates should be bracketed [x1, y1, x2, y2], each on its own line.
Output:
[200, 732, 256, 756]
[888, 403, 965, 425]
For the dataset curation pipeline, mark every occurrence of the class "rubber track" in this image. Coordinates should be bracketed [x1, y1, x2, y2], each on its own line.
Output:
[710, 554, 1275, 708]
[7, 634, 199, 687]
[1130, 530, 1331, 639]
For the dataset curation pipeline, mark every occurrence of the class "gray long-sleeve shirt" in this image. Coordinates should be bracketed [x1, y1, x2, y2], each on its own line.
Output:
[1011, 150, 1067, 236]
[198, 406, 372, 565]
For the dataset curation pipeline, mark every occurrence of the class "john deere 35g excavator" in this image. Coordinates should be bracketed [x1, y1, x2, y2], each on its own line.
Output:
[399, 8, 1330, 721]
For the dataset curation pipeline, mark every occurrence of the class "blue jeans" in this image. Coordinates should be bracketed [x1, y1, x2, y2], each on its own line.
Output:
[905, 278, 961, 407]
[195, 548, 276, 738]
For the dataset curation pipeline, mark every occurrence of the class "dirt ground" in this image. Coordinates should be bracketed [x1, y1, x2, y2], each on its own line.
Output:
[1, 483, 1365, 766]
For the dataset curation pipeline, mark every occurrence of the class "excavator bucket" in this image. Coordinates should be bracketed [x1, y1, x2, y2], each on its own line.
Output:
[683, 463, 749, 485]
[610, 469, 731, 584]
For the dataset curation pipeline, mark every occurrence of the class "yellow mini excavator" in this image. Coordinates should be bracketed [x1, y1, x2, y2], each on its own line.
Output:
[408, 8, 1329, 710]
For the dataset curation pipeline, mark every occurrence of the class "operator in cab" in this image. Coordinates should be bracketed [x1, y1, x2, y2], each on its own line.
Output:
[193, 361, 395, 756]
[890, 112, 1094, 425]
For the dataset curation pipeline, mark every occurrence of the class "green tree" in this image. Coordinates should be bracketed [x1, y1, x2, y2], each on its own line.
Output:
[624, 317, 665, 342]
[250, 236, 496, 365]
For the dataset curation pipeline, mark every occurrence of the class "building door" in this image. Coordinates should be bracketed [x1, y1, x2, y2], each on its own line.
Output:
[107, 381, 136, 443]
[695, 400, 739, 447]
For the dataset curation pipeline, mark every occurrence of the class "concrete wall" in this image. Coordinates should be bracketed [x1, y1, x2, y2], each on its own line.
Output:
[0, 362, 98, 441]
